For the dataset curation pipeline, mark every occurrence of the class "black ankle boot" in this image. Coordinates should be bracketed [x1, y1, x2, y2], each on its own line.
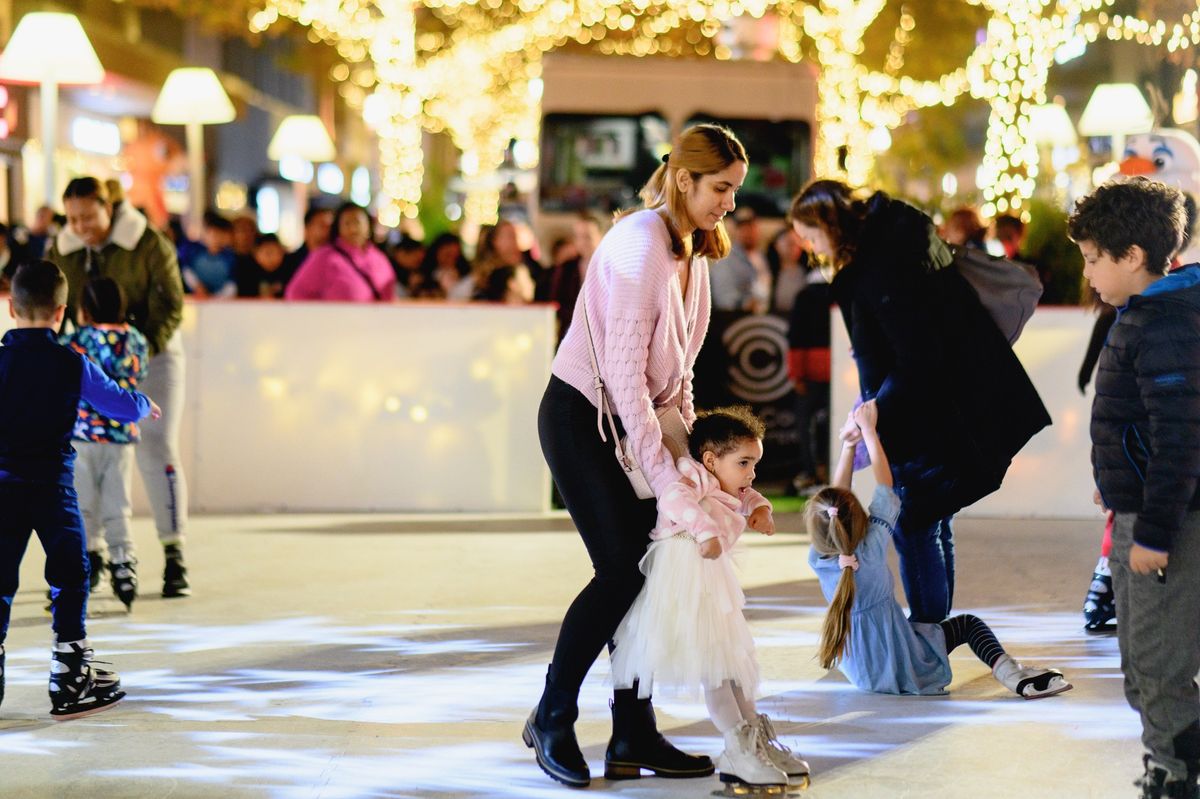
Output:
[522, 670, 589, 788]
[604, 687, 714, 780]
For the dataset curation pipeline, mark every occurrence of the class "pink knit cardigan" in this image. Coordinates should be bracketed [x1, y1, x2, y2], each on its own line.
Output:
[553, 209, 711, 498]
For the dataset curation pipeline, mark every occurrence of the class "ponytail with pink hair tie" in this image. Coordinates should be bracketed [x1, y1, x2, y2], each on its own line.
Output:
[838, 554, 859, 571]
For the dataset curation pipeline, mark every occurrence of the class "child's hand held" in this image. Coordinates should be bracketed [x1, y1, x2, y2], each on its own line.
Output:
[149, 400, 162, 420]
[854, 399, 878, 430]
[699, 538, 722, 559]
[748, 506, 775, 535]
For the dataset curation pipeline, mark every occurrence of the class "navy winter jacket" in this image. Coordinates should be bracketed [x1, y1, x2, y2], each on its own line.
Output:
[1091, 265, 1200, 552]
[0, 328, 150, 486]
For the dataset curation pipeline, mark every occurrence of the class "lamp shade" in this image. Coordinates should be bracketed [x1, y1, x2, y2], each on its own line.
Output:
[152, 68, 235, 125]
[0, 13, 103, 84]
[1078, 84, 1154, 138]
[1028, 103, 1077, 148]
[267, 115, 336, 162]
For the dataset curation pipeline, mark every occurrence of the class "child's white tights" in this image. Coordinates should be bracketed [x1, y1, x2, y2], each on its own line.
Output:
[705, 680, 758, 733]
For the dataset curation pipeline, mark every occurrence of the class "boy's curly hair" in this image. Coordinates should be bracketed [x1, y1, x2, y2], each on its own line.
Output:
[688, 406, 766, 460]
[1067, 177, 1186, 275]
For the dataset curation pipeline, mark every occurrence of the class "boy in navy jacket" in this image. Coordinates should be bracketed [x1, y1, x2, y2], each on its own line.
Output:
[1069, 177, 1200, 799]
[0, 260, 158, 718]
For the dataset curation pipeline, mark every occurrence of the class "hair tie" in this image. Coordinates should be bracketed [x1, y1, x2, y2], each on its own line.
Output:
[838, 554, 859, 572]
[661, 152, 671, 166]
[825, 505, 838, 520]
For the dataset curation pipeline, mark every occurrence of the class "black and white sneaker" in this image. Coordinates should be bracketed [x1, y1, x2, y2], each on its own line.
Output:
[48, 640, 125, 719]
[162, 545, 190, 598]
[108, 560, 138, 610]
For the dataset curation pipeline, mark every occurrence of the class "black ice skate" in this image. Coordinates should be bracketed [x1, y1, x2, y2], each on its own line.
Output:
[1135, 756, 1200, 799]
[87, 550, 104, 593]
[162, 544, 190, 598]
[48, 640, 125, 719]
[1083, 570, 1117, 632]
[107, 560, 138, 610]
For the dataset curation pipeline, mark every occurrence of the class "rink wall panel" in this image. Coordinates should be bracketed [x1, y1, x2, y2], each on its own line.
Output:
[831, 306, 1104, 520]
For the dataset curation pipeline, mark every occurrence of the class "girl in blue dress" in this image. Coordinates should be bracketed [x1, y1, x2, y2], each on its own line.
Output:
[806, 401, 1073, 699]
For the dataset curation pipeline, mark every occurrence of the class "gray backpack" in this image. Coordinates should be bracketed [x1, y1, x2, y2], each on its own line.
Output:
[944, 245, 1043, 344]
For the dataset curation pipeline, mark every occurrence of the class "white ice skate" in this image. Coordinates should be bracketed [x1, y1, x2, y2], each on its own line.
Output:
[992, 655, 1073, 700]
[754, 714, 810, 789]
[716, 720, 789, 796]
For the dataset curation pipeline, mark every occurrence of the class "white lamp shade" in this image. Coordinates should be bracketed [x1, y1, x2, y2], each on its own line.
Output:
[1078, 83, 1154, 138]
[1028, 103, 1077, 148]
[152, 68, 235, 125]
[268, 115, 336, 162]
[0, 13, 103, 84]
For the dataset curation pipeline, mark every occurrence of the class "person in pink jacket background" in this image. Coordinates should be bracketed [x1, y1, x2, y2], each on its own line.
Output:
[284, 202, 396, 302]
[523, 124, 747, 789]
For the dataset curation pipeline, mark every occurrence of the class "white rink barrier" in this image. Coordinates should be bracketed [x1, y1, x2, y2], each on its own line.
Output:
[0, 301, 556, 514]
[832, 305, 1106, 520]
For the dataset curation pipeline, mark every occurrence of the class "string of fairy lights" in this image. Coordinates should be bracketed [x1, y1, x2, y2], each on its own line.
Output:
[248, 0, 1200, 227]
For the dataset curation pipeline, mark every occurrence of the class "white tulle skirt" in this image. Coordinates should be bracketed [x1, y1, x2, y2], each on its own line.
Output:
[611, 534, 760, 699]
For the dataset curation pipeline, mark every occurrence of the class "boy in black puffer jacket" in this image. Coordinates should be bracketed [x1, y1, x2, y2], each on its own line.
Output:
[1069, 177, 1200, 799]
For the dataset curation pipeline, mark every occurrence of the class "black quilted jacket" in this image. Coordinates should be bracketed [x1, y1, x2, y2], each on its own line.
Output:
[1092, 265, 1200, 552]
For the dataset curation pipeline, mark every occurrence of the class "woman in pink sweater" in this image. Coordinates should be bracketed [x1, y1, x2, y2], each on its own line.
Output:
[523, 125, 748, 788]
[284, 202, 396, 302]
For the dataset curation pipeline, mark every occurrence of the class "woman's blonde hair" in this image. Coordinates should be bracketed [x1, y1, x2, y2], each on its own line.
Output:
[803, 486, 871, 670]
[636, 124, 747, 261]
[789, 179, 869, 271]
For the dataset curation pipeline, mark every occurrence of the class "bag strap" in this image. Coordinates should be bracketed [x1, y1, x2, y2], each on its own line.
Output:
[332, 244, 384, 301]
[578, 294, 631, 464]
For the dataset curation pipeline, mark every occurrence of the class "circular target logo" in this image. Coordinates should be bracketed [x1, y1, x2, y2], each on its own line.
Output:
[722, 315, 791, 403]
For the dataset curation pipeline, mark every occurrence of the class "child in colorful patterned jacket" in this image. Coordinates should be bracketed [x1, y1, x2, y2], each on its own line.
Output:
[62, 277, 149, 610]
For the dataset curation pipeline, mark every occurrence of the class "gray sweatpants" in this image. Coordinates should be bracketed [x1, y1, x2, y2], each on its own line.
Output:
[1112, 510, 1200, 777]
[135, 331, 188, 545]
[75, 441, 135, 563]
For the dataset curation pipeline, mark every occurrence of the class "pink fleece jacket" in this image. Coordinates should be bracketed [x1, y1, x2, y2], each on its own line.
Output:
[553, 208, 711, 498]
[284, 242, 396, 302]
[652, 457, 771, 546]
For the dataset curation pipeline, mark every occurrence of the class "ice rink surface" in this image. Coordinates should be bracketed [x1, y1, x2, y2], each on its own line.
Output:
[2, 510, 1136, 798]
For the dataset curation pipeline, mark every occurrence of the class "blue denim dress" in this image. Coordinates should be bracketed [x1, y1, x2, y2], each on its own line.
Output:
[809, 484, 953, 695]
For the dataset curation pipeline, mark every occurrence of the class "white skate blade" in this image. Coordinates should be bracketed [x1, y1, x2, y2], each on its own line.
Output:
[1020, 674, 1073, 700]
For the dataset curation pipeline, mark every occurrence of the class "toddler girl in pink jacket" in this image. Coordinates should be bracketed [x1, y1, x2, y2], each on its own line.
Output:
[611, 406, 810, 791]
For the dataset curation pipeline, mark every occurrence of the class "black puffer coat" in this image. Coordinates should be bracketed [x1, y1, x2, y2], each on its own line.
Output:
[1092, 265, 1200, 552]
[831, 193, 1052, 525]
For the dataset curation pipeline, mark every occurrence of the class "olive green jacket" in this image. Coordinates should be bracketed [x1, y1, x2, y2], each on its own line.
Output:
[47, 204, 184, 356]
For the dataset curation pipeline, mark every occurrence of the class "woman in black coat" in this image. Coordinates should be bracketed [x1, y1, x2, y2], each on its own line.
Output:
[790, 180, 1051, 623]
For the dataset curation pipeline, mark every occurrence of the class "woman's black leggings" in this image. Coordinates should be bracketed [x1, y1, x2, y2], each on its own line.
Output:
[538, 376, 658, 694]
[939, 613, 1007, 669]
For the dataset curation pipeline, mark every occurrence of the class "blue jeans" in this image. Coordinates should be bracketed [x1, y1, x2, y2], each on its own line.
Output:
[891, 509, 956, 623]
[0, 483, 90, 645]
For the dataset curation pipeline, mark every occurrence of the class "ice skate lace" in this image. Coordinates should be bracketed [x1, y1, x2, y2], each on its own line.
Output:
[756, 715, 795, 763]
[747, 722, 776, 765]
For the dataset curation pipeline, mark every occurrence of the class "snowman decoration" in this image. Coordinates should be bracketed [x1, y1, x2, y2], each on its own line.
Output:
[1119, 127, 1200, 264]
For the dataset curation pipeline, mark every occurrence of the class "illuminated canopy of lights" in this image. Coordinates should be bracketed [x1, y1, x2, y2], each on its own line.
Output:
[249, 0, 1196, 224]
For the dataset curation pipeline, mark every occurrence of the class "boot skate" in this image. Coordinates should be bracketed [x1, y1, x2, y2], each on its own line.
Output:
[992, 655, 1073, 699]
[87, 551, 104, 592]
[1135, 756, 1200, 799]
[107, 560, 138, 611]
[1084, 568, 1116, 633]
[754, 714, 810, 789]
[162, 544, 190, 598]
[716, 720, 789, 796]
[48, 640, 125, 719]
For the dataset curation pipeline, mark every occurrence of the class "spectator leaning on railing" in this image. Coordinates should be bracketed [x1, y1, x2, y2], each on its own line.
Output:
[284, 202, 396, 302]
